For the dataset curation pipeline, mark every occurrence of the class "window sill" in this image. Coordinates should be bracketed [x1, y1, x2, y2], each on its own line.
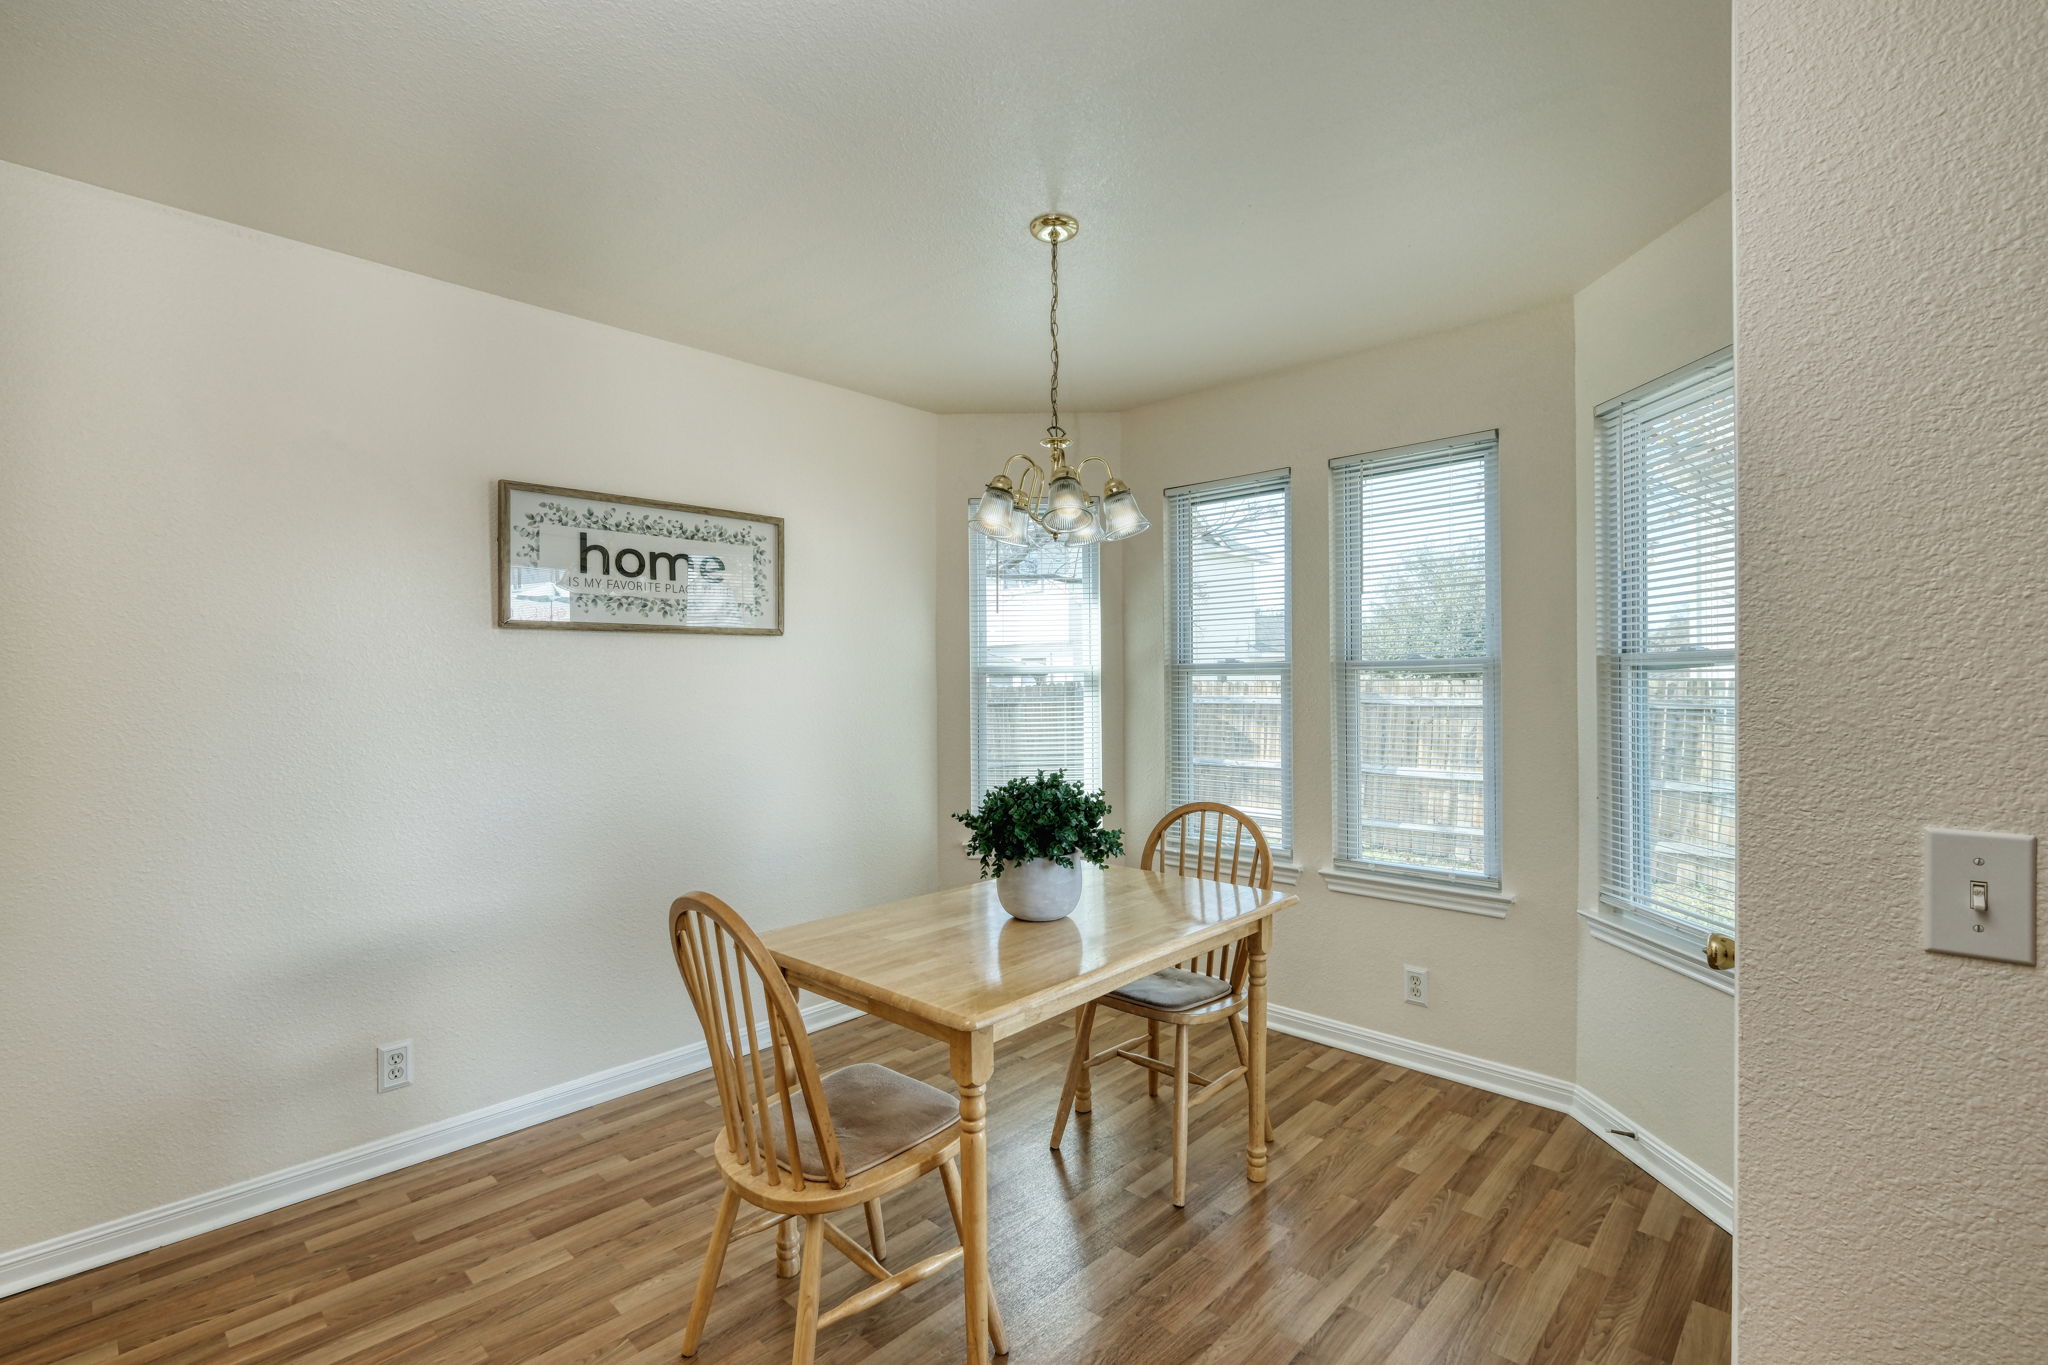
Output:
[1318, 867, 1512, 917]
[1579, 906, 1734, 995]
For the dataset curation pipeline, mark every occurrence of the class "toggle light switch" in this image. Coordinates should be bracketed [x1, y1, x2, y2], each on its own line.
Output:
[1926, 829, 2036, 964]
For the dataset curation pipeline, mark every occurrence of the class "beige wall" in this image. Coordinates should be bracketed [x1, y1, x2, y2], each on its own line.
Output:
[1572, 197, 1735, 1184]
[1737, 1, 2048, 1358]
[0, 161, 940, 1259]
[931, 414, 1126, 885]
[1119, 303, 1584, 1081]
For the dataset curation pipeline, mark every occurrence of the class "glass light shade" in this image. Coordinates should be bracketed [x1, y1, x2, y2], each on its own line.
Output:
[1101, 486, 1152, 540]
[990, 504, 1035, 546]
[1061, 499, 1103, 544]
[973, 484, 1017, 535]
[1042, 475, 1089, 531]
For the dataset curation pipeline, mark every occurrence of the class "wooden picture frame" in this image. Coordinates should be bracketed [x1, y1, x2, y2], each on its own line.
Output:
[495, 480, 784, 635]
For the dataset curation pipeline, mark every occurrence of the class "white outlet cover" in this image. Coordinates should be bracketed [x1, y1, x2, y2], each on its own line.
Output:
[1925, 828, 2036, 965]
[1402, 965, 1429, 1006]
[377, 1041, 413, 1093]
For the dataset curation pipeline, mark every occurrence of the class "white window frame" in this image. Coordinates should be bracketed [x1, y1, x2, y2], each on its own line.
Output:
[1164, 469, 1293, 862]
[967, 512, 1103, 802]
[1327, 433, 1503, 903]
[1593, 348, 1736, 982]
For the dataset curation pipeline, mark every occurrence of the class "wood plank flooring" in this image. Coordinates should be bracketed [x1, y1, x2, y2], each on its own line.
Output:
[0, 1015, 1729, 1364]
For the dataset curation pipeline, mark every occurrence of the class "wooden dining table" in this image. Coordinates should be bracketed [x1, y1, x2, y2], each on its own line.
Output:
[759, 862, 1298, 1362]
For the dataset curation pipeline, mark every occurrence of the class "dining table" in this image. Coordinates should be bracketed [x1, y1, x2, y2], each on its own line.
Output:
[759, 861, 1299, 1362]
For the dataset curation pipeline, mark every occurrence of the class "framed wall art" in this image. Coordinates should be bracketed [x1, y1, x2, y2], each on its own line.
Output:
[496, 481, 783, 635]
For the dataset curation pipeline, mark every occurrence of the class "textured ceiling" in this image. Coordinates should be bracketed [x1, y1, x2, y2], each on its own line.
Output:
[0, 1, 1729, 410]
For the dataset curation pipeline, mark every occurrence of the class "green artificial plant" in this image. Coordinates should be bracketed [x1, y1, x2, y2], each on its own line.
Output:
[954, 770, 1125, 880]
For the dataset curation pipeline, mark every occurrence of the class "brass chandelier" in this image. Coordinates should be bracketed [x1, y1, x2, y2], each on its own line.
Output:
[971, 213, 1150, 547]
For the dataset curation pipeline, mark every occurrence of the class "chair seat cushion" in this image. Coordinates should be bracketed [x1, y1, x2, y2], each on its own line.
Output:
[776, 1063, 959, 1179]
[1109, 967, 1232, 1012]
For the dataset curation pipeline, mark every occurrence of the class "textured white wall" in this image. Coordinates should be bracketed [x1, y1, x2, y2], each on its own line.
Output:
[1737, 1, 2048, 1358]
[1119, 304, 1584, 1081]
[1573, 198, 1735, 1184]
[0, 162, 940, 1257]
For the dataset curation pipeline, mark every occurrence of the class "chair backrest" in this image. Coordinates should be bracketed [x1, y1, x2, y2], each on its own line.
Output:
[668, 892, 846, 1190]
[1139, 802, 1273, 991]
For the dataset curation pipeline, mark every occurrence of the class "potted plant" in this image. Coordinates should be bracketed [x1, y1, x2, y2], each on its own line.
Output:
[955, 771, 1125, 921]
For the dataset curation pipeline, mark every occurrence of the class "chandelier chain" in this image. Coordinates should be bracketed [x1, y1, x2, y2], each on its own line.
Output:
[970, 212, 1147, 546]
[1047, 237, 1063, 439]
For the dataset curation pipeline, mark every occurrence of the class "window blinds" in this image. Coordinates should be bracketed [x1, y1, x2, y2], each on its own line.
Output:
[1597, 350, 1736, 939]
[968, 511, 1102, 801]
[1331, 434, 1500, 886]
[1166, 470, 1291, 853]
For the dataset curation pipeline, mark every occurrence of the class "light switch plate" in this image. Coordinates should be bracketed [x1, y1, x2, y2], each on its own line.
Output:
[1925, 829, 2036, 964]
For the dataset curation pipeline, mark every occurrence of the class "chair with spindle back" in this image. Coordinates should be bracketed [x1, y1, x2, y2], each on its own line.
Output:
[1048, 802, 1277, 1207]
[669, 892, 1005, 1365]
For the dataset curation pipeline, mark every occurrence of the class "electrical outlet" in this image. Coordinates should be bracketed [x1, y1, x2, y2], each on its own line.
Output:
[1403, 966, 1429, 1006]
[377, 1041, 412, 1093]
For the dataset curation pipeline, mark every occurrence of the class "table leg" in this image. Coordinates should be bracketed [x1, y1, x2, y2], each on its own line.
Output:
[1246, 918, 1270, 1184]
[950, 1029, 996, 1360]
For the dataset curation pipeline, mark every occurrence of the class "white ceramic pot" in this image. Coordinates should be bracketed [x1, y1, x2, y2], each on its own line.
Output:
[995, 858, 1083, 922]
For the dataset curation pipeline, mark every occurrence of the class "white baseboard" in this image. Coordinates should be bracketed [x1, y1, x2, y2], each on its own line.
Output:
[1268, 1004, 1576, 1111]
[1268, 1004, 1732, 1231]
[1566, 1087, 1733, 1231]
[0, 1000, 863, 1301]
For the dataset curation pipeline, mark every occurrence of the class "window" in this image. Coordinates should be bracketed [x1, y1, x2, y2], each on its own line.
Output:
[1165, 470, 1291, 854]
[1331, 434, 1500, 887]
[1598, 350, 1735, 940]
[968, 512, 1102, 800]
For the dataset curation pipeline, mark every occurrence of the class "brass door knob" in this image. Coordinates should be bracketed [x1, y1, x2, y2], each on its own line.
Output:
[1704, 933, 1736, 971]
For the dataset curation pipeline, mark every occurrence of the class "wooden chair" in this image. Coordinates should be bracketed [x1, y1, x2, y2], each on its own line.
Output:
[669, 892, 1005, 1364]
[1048, 803, 1277, 1207]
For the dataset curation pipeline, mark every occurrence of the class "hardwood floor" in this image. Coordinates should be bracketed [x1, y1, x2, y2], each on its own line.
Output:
[0, 1015, 1730, 1364]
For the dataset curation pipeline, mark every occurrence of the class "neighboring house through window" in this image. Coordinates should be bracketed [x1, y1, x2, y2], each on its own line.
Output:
[1165, 470, 1292, 855]
[968, 512, 1102, 799]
